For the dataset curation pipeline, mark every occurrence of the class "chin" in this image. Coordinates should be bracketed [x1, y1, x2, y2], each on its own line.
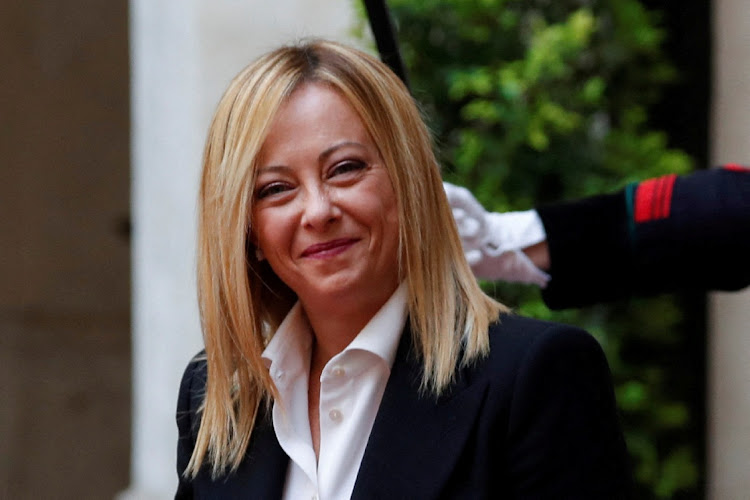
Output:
[298, 270, 387, 304]
[311, 273, 364, 297]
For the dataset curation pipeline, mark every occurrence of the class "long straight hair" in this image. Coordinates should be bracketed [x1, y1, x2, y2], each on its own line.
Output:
[189, 39, 506, 478]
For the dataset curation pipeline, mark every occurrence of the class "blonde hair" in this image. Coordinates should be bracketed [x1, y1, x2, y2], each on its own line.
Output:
[190, 39, 506, 478]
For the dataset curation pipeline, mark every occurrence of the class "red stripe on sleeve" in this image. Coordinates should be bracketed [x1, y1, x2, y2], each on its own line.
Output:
[723, 163, 749, 172]
[634, 174, 677, 223]
[659, 174, 677, 219]
[654, 176, 667, 219]
[634, 178, 659, 223]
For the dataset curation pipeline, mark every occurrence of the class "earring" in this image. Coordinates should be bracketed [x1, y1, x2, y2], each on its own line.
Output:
[255, 247, 265, 261]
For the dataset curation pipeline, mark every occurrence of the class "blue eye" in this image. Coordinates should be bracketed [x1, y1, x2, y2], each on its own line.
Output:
[329, 160, 366, 178]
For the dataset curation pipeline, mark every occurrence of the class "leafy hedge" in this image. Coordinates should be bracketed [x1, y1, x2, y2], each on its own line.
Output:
[357, 0, 700, 497]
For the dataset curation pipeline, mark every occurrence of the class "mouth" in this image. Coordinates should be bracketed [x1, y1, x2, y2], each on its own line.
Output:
[301, 238, 360, 259]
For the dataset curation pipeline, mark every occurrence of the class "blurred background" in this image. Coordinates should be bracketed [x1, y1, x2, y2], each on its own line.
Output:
[1, 0, 748, 499]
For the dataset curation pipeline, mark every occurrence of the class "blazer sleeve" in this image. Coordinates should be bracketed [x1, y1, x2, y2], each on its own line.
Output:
[536, 166, 750, 309]
[503, 324, 632, 498]
[175, 355, 207, 500]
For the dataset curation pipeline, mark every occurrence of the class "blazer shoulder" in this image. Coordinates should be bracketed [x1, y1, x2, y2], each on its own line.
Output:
[175, 351, 208, 497]
[180, 351, 208, 393]
[486, 313, 601, 360]
[178, 351, 208, 406]
[474, 313, 610, 392]
[478, 314, 631, 496]
[176, 351, 208, 441]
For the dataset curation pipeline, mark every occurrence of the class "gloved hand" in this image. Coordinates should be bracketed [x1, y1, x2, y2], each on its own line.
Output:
[443, 182, 550, 287]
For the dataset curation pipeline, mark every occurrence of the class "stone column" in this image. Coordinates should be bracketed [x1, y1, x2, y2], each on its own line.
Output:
[708, 0, 750, 497]
[122, 1, 360, 497]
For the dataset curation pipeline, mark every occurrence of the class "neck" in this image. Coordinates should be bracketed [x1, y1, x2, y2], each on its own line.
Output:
[301, 283, 398, 367]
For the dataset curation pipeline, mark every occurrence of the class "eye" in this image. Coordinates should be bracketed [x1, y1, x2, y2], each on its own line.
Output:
[256, 182, 291, 199]
[328, 160, 366, 178]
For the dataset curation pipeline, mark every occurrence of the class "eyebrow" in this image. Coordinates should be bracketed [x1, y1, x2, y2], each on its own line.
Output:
[256, 165, 290, 175]
[318, 141, 366, 162]
[257, 141, 366, 174]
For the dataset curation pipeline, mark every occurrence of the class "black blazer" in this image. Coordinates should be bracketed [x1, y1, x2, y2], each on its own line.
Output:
[176, 314, 632, 499]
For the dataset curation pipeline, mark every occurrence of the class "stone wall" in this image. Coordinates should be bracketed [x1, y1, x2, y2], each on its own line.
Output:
[1, 1, 131, 498]
[708, 0, 750, 496]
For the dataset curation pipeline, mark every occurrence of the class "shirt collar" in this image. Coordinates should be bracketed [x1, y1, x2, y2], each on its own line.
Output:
[345, 281, 408, 368]
[262, 282, 409, 371]
[262, 301, 312, 377]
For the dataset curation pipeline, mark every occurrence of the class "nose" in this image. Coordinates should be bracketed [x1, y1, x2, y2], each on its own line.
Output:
[300, 186, 340, 230]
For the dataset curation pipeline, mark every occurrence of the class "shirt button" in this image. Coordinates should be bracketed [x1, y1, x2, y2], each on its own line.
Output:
[332, 366, 345, 377]
[329, 409, 343, 422]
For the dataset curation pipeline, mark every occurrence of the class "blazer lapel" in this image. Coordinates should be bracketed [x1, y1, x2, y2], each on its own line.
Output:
[210, 409, 289, 499]
[351, 329, 489, 499]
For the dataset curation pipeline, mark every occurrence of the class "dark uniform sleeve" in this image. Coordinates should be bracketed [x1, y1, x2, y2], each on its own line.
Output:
[536, 165, 750, 309]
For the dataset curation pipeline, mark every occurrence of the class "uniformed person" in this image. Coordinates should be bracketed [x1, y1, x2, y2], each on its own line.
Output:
[446, 165, 750, 309]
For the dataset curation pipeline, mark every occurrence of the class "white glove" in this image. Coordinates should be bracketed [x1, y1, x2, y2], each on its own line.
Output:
[443, 182, 550, 287]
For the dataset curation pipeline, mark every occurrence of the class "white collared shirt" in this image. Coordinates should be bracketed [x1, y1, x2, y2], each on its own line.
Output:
[261, 283, 408, 500]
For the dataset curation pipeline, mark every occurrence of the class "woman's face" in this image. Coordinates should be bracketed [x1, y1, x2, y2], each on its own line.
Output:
[252, 83, 400, 311]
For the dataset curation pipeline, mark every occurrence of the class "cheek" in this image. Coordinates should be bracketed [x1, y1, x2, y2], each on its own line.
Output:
[350, 186, 398, 235]
[254, 218, 300, 287]
[384, 211, 400, 255]
[253, 210, 291, 257]
[380, 181, 400, 225]
[374, 191, 400, 250]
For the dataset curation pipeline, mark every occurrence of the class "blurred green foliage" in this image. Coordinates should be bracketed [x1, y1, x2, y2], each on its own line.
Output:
[357, 0, 700, 497]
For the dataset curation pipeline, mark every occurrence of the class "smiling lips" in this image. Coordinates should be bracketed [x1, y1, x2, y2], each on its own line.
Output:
[301, 238, 360, 259]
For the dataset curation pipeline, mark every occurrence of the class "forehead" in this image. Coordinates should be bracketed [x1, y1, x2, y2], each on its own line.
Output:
[257, 82, 374, 164]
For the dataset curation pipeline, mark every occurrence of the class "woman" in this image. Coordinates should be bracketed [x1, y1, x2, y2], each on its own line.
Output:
[176, 40, 631, 499]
